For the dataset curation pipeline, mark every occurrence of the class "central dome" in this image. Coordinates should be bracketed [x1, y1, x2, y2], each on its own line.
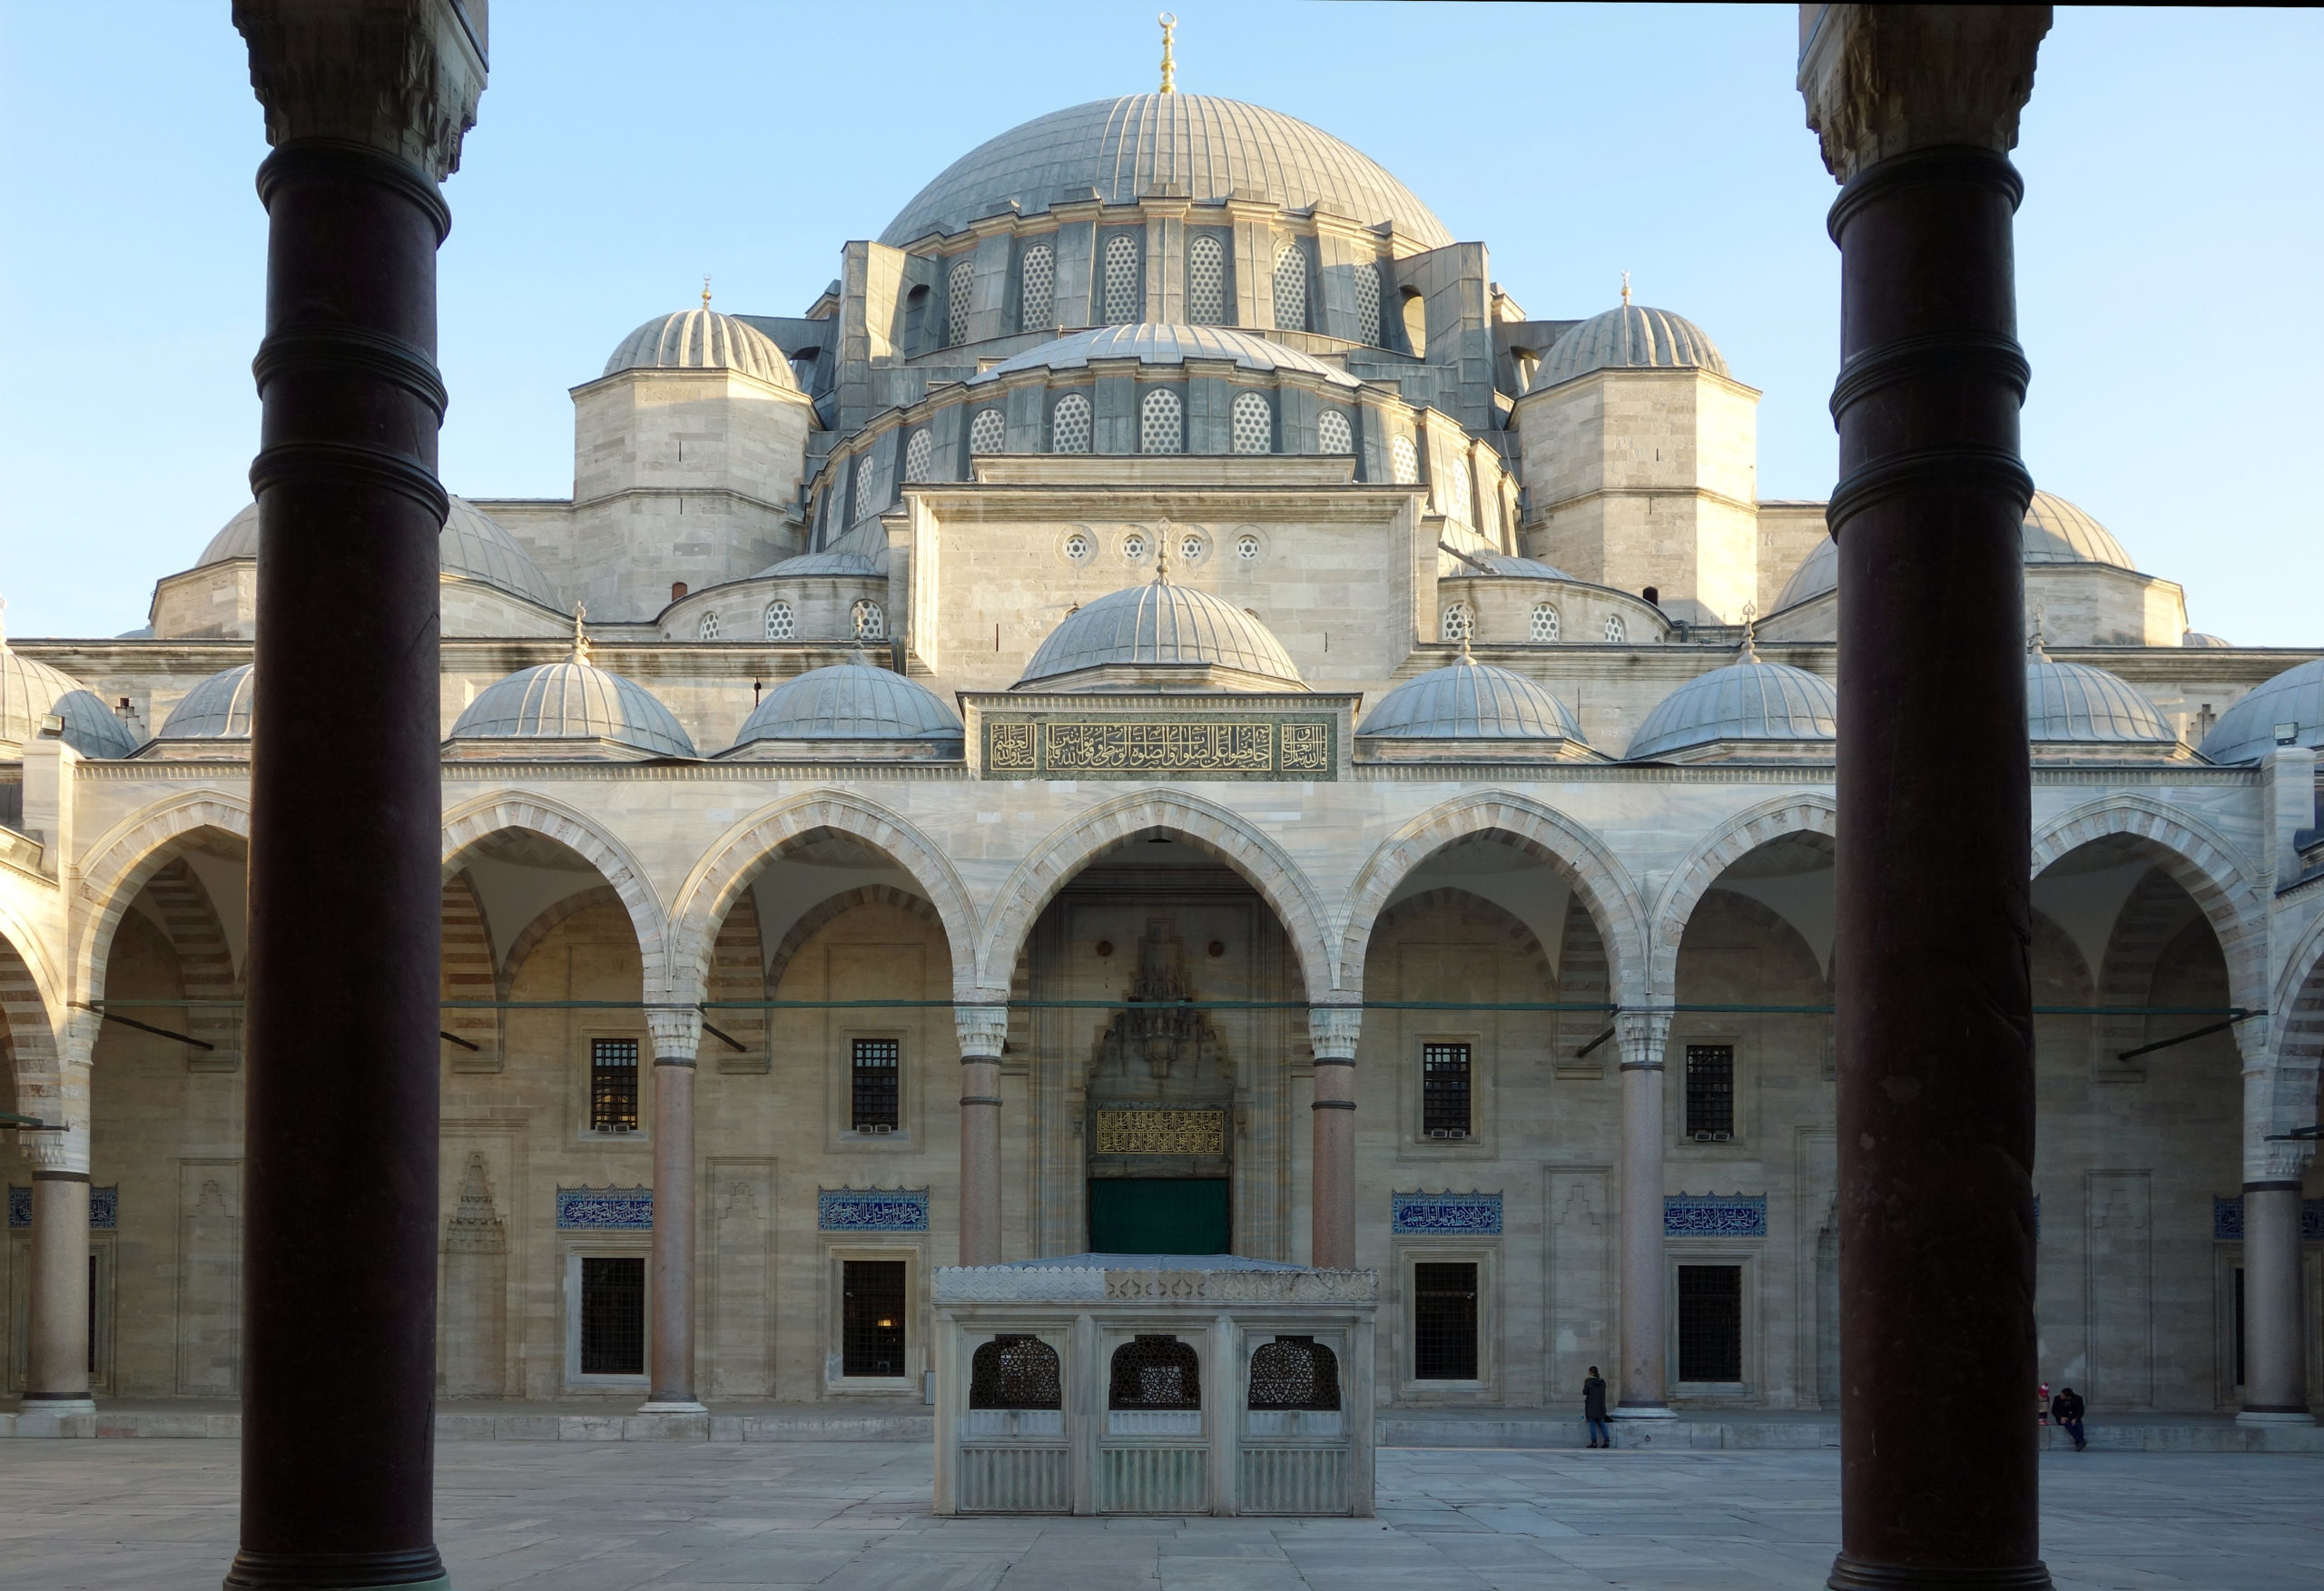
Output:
[880, 95, 1452, 249]
[973, 324, 1361, 387]
[1019, 579, 1301, 691]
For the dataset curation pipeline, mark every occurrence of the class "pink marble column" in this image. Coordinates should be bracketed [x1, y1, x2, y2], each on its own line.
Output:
[2240, 1022, 2313, 1425]
[1615, 1011, 1673, 1418]
[24, 1021, 94, 1414]
[1309, 1007, 1361, 1269]
[956, 1005, 1008, 1266]
[642, 1008, 704, 1413]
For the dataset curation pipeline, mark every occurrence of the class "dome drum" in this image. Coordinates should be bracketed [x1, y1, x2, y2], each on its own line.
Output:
[1433, 574, 1671, 649]
[662, 569, 890, 648]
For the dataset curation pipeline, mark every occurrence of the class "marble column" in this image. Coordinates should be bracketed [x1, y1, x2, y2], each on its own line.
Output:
[22, 1018, 94, 1414]
[644, 1008, 704, 1412]
[1308, 1006, 1361, 1269]
[230, 6, 485, 1591]
[1614, 1010, 1672, 1417]
[1802, 9, 2053, 1588]
[2240, 1019, 2312, 1424]
[957, 1005, 1008, 1266]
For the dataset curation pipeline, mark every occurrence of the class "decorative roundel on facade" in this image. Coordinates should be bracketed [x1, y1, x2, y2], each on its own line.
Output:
[1206, 940, 1226, 958]
[1175, 527, 1209, 566]
[1234, 528, 1264, 565]
[1095, 939, 1115, 958]
[1121, 528, 1151, 563]
[1060, 527, 1096, 565]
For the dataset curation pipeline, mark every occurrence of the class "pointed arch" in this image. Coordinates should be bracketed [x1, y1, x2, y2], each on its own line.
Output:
[1368, 888, 1556, 991]
[139, 859, 241, 1066]
[765, 885, 945, 997]
[499, 884, 624, 995]
[2266, 908, 2324, 1153]
[0, 917, 62, 1121]
[72, 791, 251, 1004]
[1649, 794, 1838, 998]
[440, 792, 672, 1004]
[439, 871, 498, 1060]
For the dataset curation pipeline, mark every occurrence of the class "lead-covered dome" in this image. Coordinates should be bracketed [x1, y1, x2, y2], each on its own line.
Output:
[450, 655, 695, 758]
[2197, 657, 2324, 765]
[197, 496, 563, 611]
[1019, 578, 1301, 690]
[1770, 491, 2139, 612]
[2025, 653, 2177, 746]
[159, 663, 256, 740]
[1537, 304, 1728, 388]
[1626, 648, 1838, 761]
[0, 630, 89, 749]
[602, 308, 797, 390]
[729, 655, 962, 751]
[49, 690, 139, 758]
[881, 94, 1453, 249]
[1359, 654, 1584, 741]
[973, 323, 1362, 388]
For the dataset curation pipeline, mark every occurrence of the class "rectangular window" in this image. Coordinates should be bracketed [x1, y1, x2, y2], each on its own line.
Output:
[1413, 1262, 1479, 1380]
[590, 1038, 640, 1132]
[1422, 1043, 1472, 1137]
[1678, 1264, 1743, 1382]
[851, 1037, 901, 1132]
[842, 1260, 909, 1378]
[1685, 1045, 1734, 1140]
[579, 1256, 645, 1375]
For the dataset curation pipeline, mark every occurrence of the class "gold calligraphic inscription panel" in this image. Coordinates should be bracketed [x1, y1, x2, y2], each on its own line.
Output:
[981, 716, 1337, 781]
[1094, 1108, 1228, 1156]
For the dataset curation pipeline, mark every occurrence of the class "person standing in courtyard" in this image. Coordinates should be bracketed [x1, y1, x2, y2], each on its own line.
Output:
[1583, 1365, 1611, 1449]
[2050, 1385, 2086, 1450]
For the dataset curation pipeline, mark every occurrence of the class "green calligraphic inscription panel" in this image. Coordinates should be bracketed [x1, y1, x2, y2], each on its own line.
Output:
[982, 716, 1336, 781]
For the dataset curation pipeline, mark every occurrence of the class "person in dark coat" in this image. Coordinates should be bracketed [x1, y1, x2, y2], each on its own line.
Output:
[2050, 1386, 2086, 1450]
[1583, 1366, 1611, 1449]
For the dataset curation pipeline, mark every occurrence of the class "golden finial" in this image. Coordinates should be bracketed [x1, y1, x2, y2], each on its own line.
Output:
[1620, 271, 1631, 307]
[2026, 604, 2048, 659]
[1158, 14, 1177, 94]
[701, 275, 712, 311]
[1738, 601, 1758, 661]
[570, 603, 591, 665]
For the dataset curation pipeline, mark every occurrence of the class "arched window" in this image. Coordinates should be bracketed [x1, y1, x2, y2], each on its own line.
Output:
[969, 408, 1005, 455]
[1019, 241, 1054, 333]
[1390, 435, 1419, 485]
[945, 258, 975, 347]
[971, 1335, 1062, 1410]
[697, 610, 720, 640]
[1316, 408, 1353, 455]
[764, 601, 794, 641]
[1247, 1336, 1341, 1411]
[1530, 603, 1561, 643]
[1442, 457, 1472, 523]
[1236, 532, 1261, 565]
[1441, 603, 1474, 643]
[901, 429, 933, 484]
[852, 456, 880, 520]
[1102, 233, 1139, 323]
[1187, 234, 1225, 323]
[1354, 261, 1384, 346]
[1051, 392, 1092, 454]
[1108, 1334, 1200, 1410]
[1139, 388, 1183, 455]
[1602, 613, 1627, 643]
[852, 599, 885, 641]
[1229, 390, 1272, 454]
[1272, 243, 1307, 332]
[1400, 288, 1427, 357]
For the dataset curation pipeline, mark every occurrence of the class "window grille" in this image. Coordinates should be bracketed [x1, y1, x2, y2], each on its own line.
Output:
[853, 456, 880, 520]
[901, 429, 933, 483]
[1422, 1042, 1472, 1134]
[1685, 1045, 1735, 1140]
[697, 611, 720, 640]
[1678, 1265, 1742, 1382]
[1391, 435, 1419, 485]
[1317, 408, 1353, 455]
[1123, 532, 1148, 562]
[764, 600, 794, 641]
[1413, 1262, 1479, 1380]
[1102, 233, 1139, 323]
[1019, 241, 1054, 332]
[1355, 261, 1384, 346]
[842, 1260, 908, 1378]
[589, 1038, 638, 1132]
[1051, 392, 1092, 454]
[852, 599, 885, 642]
[969, 408, 1005, 455]
[1178, 531, 1205, 565]
[1272, 243, 1307, 331]
[851, 1036, 900, 1131]
[1531, 604, 1561, 643]
[1187, 234, 1225, 322]
[1236, 533, 1260, 564]
[1248, 1336, 1341, 1410]
[1108, 1334, 1200, 1409]
[1139, 388, 1183, 454]
[1439, 604, 1474, 645]
[1442, 457, 1472, 523]
[970, 1334, 1062, 1409]
[1602, 614, 1627, 643]
[579, 1255, 645, 1375]
[946, 258, 974, 346]
[1064, 531, 1092, 562]
[1229, 391, 1272, 455]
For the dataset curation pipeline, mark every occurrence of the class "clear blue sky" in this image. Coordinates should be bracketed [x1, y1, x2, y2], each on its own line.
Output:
[1, 4, 2315, 643]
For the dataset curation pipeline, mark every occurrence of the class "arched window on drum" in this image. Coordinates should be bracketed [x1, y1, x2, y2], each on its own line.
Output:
[969, 408, 1005, 455]
[852, 599, 885, 642]
[1441, 603, 1475, 643]
[1317, 408, 1353, 456]
[1354, 261, 1384, 347]
[1272, 243, 1308, 332]
[1102, 233, 1140, 323]
[1019, 241, 1054, 333]
[1050, 392, 1092, 454]
[945, 257, 974, 347]
[1229, 391, 1272, 455]
[1187, 234, 1226, 323]
[763, 601, 794, 641]
[1530, 603, 1561, 643]
[1139, 388, 1183, 455]
[901, 429, 933, 484]
[1390, 435, 1419, 485]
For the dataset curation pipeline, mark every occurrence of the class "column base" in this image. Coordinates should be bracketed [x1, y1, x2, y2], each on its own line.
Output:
[1610, 1402, 1675, 1420]
[20, 1395, 97, 1414]
[2234, 1408, 2314, 1427]
[638, 1399, 709, 1415]
[1827, 1555, 2052, 1590]
[224, 1547, 448, 1591]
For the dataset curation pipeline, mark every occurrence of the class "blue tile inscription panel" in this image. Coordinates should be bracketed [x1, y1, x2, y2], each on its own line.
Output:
[2213, 1195, 2324, 1242]
[8, 1185, 118, 1230]
[1391, 1191, 1502, 1235]
[1664, 1194, 1767, 1238]
[556, 1186, 653, 1230]
[819, 1188, 931, 1232]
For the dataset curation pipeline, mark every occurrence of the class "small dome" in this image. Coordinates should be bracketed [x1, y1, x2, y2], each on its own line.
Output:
[732, 657, 962, 749]
[2026, 655, 2177, 745]
[1627, 650, 1838, 761]
[1769, 492, 2138, 612]
[1359, 655, 1584, 741]
[159, 664, 257, 739]
[1020, 580, 1300, 689]
[973, 323, 1361, 388]
[602, 309, 798, 389]
[0, 627, 89, 746]
[2198, 657, 2324, 765]
[1771, 535, 1837, 611]
[2181, 630, 2232, 649]
[197, 496, 562, 610]
[450, 659, 695, 758]
[1537, 304, 1728, 388]
[49, 690, 139, 758]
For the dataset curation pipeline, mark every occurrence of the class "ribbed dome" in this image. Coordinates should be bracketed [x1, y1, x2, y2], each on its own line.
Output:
[732, 657, 962, 748]
[197, 496, 563, 610]
[1359, 655, 1584, 741]
[1771, 492, 2139, 612]
[2181, 630, 2232, 649]
[0, 632, 89, 747]
[1537, 304, 1728, 388]
[602, 309, 798, 389]
[450, 660, 695, 757]
[2198, 657, 2324, 764]
[49, 690, 139, 758]
[973, 323, 1360, 388]
[1626, 650, 1837, 761]
[2026, 655, 2177, 745]
[1019, 580, 1301, 688]
[880, 94, 1452, 249]
[159, 664, 256, 739]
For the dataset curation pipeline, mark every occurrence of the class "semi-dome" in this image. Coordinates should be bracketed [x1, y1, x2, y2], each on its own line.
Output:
[1536, 303, 1728, 388]
[1447, 552, 1571, 580]
[49, 690, 139, 759]
[730, 655, 962, 751]
[1770, 491, 2139, 612]
[1626, 646, 1838, 761]
[1019, 578, 1301, 690]
[973, 323, 1361, 388]
[2025, 653, 2177, 746]
[449, 636, 695, 759]
[159, 664, 256, 740]
[2198, 657, 2324, 764]
[0, 630, 89, 748]
[758, 548, 883, 579]
[197, 496, 563, 610]
[603, 308, 797, 389]
[880, 94, 1452, 250]
[1359, 653, 1584, 741]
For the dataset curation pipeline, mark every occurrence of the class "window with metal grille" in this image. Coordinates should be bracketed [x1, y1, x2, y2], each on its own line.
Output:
[1236, 533, 1260, 564]
[1123, 531, 1148, 562]
[697, 611, 720, 640]
[1187, 234, 1225, 322]
[901, 428, 933, 483]
[1229, 390, 1272, 454]
[1439, 604, 1474, 646]
[1422, 1042, 1472, 1134]
[1531, 604, 1561, 643]
[1108, 1334, 1200, 1409]
[1442, 457, 1472, 523]
[579, 1255, 645, 1374]
[1019, 241, 1054, 332]
[1051, 392, 1092, 453]
[1678, 1264, 1742, 1381]
[1602, 614, 1627, 643]
[1064, 531, 1092, 563]
[1391, 435, 1419, 484]
[1139, 388, 1183, 454]
[1248, 1336, 1341, 1409]
[1317, 408, 1352, 455]
[1685, 1045, 1735, 1139]
[589, 1038, 638, 1132]
[852, 599, 885, 642]
[1102, 233, 1139, 323]
[1413, 1262, 1479, 1380]
[945, 258, 974, 346]
[1355, 261, 1383, 345]
[969, 408, 1005, 454]
[1272, 243, 1307, 331]
[1178, 530, 1206, 565]
[970, 1334, 1062, 1409]
[842, 1260, 908, 1378]
[851, 1036, 900, 1131]
[764, 600, 794, 641]
[853, 456, 881, 519]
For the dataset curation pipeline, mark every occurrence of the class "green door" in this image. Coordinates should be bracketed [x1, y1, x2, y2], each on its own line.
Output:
[1088, 1178, 1231, 1255]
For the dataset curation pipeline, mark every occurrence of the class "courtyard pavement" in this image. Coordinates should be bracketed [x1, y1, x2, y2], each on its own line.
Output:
[0, 1440, 2316, 1591]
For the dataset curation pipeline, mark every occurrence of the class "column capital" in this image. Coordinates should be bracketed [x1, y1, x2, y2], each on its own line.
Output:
[955, 1004, 1008, 1060]
[1797, 5, 2052, 183]
[2254, 1139, 2316, 1184]
[1308, 1005, 1362, 1062]
[1615, 1010, 1672, 1071]
[646, 1007, 701, 1064]
[234, 0, 488, 181]
[2235, 1013, 2273, 1067]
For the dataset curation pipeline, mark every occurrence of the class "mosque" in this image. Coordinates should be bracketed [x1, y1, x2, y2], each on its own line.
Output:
[4, 67, 2320, 1426]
